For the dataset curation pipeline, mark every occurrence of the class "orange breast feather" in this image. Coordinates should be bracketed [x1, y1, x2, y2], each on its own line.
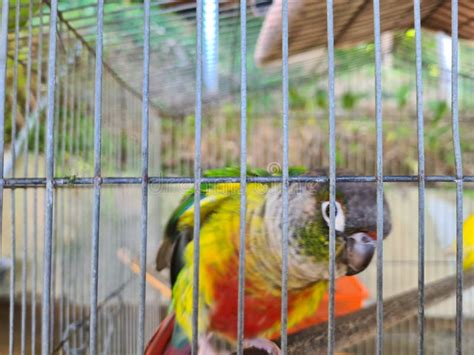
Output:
[286, 276, 369, 335]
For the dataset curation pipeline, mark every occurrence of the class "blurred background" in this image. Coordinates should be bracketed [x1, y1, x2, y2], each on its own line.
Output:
[1, 0, 474, 354]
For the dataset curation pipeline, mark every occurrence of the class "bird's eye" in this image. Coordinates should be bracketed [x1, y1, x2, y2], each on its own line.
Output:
[321, 201, 345, 232]
[325, 203, 338, 218]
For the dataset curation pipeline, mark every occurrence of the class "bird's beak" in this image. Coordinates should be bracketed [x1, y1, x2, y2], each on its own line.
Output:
[343, 232, 375, 276]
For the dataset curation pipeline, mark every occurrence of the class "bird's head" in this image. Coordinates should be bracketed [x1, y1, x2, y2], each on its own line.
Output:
[313, 181, 392, 276]
[281, 178, 391, 280]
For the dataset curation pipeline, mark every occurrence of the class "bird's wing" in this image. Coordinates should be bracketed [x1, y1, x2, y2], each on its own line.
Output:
[156, 166, 308, 273]
[155, 186, 230, 275]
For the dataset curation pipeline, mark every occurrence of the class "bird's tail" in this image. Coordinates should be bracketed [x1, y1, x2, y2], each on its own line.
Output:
[145, 313, 191, 355]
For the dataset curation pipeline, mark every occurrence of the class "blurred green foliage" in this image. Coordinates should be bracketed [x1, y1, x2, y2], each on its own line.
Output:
[341, 91, 366, 110]
[395, 84, 411, 110]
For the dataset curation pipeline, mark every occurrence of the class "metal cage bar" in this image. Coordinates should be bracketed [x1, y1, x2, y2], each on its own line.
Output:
[372, 0, 385, 353]
[280, 0, 290, 352]
[137, 0, 151, 352]
[31, 4, 44, 353]
[413, 0, 426, 353]
[9, 1, 21, 353]
[20, 1, 34, 353]
[89, 0, 105, 353]
[41, 0, 58, 353]
[326, 0, 337, 353]
[192, 0, 203, 352]
[451, 1, 464, 354]
[1, 174, 474, 188]
[236, 0, 247, 353]
[0, 0, 8, 298]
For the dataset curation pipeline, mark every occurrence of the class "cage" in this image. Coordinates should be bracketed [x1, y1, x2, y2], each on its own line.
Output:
[1, 0, 474, 354]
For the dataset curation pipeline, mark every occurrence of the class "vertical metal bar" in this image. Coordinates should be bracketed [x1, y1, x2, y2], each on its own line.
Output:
[64, 190, 72, 354]
[69, 51, 76, 166]
[137, 0, 150, 353]
[75, 57, 84, 159]
[60, 34, 69, 172]
[21, 1, 34, 354]
[89, 55, 95, 169]
[70, 59, 79, 353]
[58, 28, 69, 349]
[372, 0, 384, 354]
[451, 1, 463, 354]
[71, 190, 78, 353]
[101, 77, 109, 178]
[53, 49, 60, 180]
[0, 0, 10, 271]
[116, 85, 121, 172]
[41, 0, 59, 354]
[192, 0, 203, 352]
[50, 21, 64, 348]
[68, 65, 76, 174]
[116, 86, 123, 173]
[89, 0, 104, 353]
[236, 0, 247, 352]
[50, 189, 58, 347]
[76, 62, 85, 349]
[58, 189, 65, 338]
[280, 0, 289, 353]
[9, 0, 20, 355]
[326, 0, 336, 354]
[413, 1, 425, 353]
[9, 1, 21, 352]
[32, 4, 44, 354]
[10, 0, 20, 178]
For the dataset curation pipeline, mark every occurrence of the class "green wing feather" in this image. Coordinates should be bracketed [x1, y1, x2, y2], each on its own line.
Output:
[203, 165, 307, 178]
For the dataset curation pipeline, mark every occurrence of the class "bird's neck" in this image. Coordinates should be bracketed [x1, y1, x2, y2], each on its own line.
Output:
[245, 185, 346, 292]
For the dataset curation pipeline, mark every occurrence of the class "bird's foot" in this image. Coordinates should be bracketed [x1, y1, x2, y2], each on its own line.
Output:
[243, 338, 281, 355]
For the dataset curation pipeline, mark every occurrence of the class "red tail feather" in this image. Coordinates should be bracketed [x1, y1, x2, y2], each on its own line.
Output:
[145, 313, 190, 355]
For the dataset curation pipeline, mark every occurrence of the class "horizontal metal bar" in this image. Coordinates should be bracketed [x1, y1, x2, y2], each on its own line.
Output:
[1, 175, 474, 187]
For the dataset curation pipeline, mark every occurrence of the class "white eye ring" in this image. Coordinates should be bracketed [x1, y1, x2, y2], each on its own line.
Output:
[321, 201, 345, 232]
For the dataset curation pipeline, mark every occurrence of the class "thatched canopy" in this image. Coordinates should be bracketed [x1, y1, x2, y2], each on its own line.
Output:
[255, 0, 474, 66]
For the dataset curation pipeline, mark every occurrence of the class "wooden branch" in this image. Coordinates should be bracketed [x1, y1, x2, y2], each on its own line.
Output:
[287, 268, 474, 354]
[116, 248, 171, 300]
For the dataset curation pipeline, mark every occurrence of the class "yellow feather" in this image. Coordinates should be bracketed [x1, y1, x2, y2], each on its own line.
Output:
[174, 183, 268, 339]
[172, 182, 328, 341]
[261, 281, 327, 339]
[463, 214, 474, 269]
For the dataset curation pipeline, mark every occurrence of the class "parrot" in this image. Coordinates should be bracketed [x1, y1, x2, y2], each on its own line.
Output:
[148, 167, 392, 354]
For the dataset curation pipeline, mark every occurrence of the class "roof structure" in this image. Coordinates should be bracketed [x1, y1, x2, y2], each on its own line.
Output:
[255, 0, 474, 65]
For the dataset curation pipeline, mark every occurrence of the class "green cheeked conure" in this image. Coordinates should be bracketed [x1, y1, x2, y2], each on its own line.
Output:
[149, 167, 392, 355]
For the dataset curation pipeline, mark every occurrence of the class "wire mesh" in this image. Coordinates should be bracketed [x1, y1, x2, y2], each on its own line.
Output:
[0, 0, 473, 354]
